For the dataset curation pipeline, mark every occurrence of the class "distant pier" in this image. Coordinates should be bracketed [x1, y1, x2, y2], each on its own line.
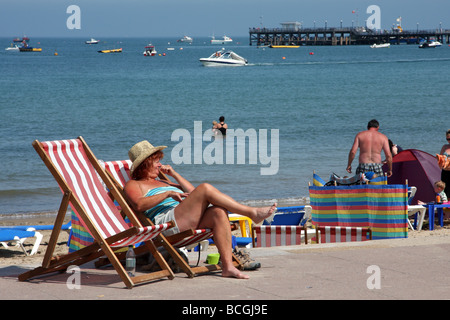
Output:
[249, 26, 450, 46]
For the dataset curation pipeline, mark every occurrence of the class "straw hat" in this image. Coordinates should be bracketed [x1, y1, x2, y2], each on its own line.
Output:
[128, 140, 167, 173]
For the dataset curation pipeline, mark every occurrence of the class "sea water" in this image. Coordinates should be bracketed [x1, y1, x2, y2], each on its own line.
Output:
[1, 36, 449, 216]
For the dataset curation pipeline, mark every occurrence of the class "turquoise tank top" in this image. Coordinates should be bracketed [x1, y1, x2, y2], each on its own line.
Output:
[144, 186, 184, 221]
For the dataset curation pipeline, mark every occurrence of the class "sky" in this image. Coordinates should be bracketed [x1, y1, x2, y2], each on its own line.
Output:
[1, 0, 449, 38]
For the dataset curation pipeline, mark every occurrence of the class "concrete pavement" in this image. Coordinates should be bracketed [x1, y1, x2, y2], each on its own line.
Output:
[1, 237, 449, 303]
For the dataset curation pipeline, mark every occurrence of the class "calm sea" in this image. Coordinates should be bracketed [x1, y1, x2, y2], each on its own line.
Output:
[1, 36, 449, 217]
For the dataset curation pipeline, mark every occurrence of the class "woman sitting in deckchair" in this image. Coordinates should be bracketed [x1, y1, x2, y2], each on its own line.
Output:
[124, 140, 276, 279]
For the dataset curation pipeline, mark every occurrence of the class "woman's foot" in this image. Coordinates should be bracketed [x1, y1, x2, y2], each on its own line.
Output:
[222, 265, 250, 279]
[253, 203, 277, 224]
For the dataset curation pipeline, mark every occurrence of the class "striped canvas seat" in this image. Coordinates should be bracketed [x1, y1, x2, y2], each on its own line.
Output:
[252, 225, 307, 247]
[19, 137, 178, 288]
[315, 226, 372, 244]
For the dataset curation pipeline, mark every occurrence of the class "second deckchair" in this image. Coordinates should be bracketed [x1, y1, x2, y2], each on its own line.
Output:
[101, 159, 244, 277]
[19, 137, 178, 288]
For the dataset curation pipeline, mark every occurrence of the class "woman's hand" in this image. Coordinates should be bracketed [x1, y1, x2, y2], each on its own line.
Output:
[160, 165, 176, 177]
[167, 191, 189, 202]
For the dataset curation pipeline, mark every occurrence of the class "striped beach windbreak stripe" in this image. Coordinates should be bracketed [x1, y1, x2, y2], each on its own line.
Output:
[253, 225, 304, 247]
[316, 226, 371, 243]
[309, 184, 408, 239]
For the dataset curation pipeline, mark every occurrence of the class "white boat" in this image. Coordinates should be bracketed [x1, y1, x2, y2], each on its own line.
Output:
[419, 40, 442, 48]
[5, 44, 20, 51]
[199, 49, 247, 67]
[143, 44, 157, 56]
[86, 38, 99, 44]
[370, 43, 390, 48]
[210, 35, 233, 45]
[177, 35, 193, 43]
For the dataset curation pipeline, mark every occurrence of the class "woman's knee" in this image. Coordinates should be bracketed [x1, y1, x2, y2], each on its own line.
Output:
[205, 206, 228, 225]
[197, 182, 214, 193]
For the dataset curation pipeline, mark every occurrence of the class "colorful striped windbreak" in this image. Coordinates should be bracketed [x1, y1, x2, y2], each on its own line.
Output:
[309, 184, 408, 239]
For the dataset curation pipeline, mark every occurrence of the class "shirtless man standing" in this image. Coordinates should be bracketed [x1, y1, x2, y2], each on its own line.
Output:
[346, 119, 392, 177]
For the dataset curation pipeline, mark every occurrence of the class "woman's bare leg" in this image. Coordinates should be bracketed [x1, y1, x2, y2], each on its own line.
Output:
[198, 206, 249, 279]
[174, 183, 276, 232]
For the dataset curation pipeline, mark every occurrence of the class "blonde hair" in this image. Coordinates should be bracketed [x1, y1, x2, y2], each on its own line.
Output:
[435, 180, 446, 189]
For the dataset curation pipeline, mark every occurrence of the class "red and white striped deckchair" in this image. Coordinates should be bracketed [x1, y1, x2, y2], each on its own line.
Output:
[102, 159, 243, 277]
[315, 226, 372, 244]
[252, 225, 307, 247]
[19, 137, 178, 288]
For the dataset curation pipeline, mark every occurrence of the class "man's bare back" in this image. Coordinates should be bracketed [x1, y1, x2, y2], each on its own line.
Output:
[346, 120, 392, 177]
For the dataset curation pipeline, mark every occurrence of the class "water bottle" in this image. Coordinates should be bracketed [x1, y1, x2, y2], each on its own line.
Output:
[126, 245, 136, 277]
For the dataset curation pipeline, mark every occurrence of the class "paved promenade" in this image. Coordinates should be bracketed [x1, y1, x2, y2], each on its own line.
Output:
[1, 237, 449, 307]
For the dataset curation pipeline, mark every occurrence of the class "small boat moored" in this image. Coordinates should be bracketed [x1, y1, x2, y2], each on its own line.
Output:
[177, 36, 193, 43]
[200, 49, 247, 67]
[85, 38, 100, 44]
[269, 44, 300, 48]
[370, 43, 390, 48]
[419, 40, 442, 48]
[97, 48, 122, 53]
[210, 35, 233, 45]
[5, 44, 20, 51]
[143, 44, 157, 56]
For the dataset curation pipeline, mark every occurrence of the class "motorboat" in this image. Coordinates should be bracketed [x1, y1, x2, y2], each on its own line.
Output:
[199, 49, 247, 67]
[5, 44, 20, 51]
[177, 36, 193, 43]
[269, 45, 300, 48]
[210, 35, 233, 45]
[85, 38, 99, 44]
[143, 44, 157, 56]
[97, 48, 122, 53]
[419, 40, 442, 48]
[370, 43, 390, 48]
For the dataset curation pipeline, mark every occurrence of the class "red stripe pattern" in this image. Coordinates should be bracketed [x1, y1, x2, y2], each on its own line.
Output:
[253, 225, 304, 247]
[42, 139, 171, 247]
[317, 226, 370, 243]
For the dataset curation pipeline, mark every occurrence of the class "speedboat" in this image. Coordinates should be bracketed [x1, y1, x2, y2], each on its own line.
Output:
[210, 35, 233, 45]
[199, 49, 247, 67]
[143, 44, 157, 56]
[177, 36, 193, 43]
[370, 43, 390, 48]
[85, 38, 99, 44]
[419, 40, 442, 48]
[5, 44, 20, 51]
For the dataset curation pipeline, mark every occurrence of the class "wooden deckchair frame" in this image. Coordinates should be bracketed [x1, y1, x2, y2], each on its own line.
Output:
[19, 137, 179, 288]
[99, 159, 244, 277]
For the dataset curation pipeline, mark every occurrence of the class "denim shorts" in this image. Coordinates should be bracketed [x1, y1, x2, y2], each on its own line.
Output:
[153, 207, 180, 237]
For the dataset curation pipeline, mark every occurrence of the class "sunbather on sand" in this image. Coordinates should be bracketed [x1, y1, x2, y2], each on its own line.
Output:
[124, 140, 276, 279]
